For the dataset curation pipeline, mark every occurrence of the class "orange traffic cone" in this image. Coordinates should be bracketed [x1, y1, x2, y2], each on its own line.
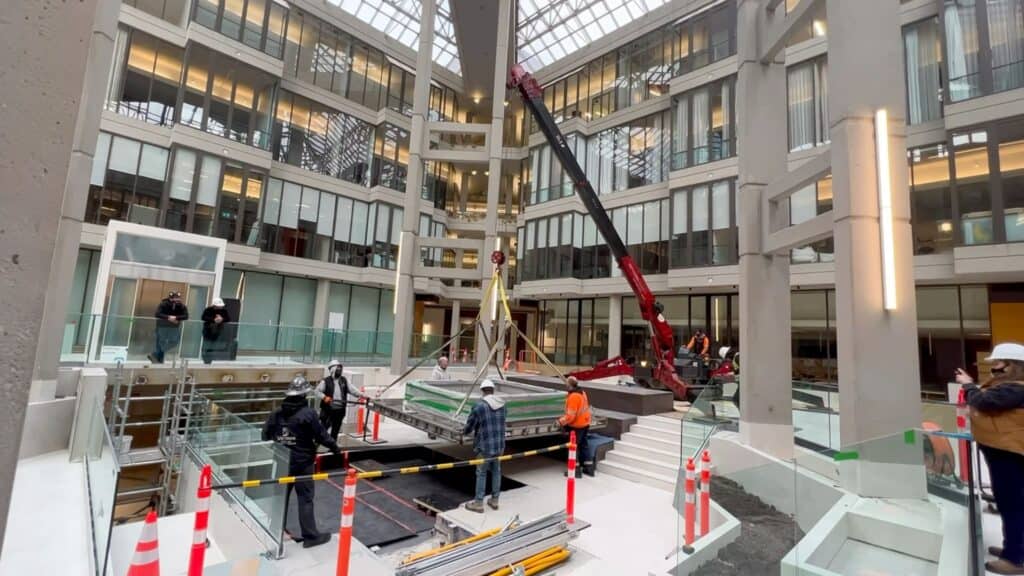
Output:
[127, 510, 160, 576]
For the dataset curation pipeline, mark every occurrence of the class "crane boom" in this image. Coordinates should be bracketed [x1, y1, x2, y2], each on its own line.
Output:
[508, 64, 687, 398]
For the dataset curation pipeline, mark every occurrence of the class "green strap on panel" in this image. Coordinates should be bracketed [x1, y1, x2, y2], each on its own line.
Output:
[833, 451, 859, 462]
[904, 429, 916, 445]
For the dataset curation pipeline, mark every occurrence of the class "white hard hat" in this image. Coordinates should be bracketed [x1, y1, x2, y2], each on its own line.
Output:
[212, 298, 225, 307]
[479, 379, 496, 390]
[985, 343, 1024, 363]
[327, 359, 342, 370]
[719, 346, 731, 359]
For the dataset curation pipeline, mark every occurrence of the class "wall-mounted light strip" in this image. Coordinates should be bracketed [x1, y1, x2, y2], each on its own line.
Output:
[875, 109, 897, 311]
[393, 235, 404, 315]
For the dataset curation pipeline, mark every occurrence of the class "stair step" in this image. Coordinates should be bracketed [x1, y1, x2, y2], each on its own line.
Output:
[621, 432, 681, 452]
[605, 450, 679, 477]
[636, 415, 682, 432]
[613, 441, 680, 466]
[631, 424, 680, 442]
[598, 460, 675, 492]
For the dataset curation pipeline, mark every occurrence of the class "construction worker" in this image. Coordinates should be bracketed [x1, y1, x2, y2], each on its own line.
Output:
[315, 360, 364, 440]
[463, 379, 506, 513]
[559, 377, 593, 478]
[685, 329, 710, 357]
[432, 356, 452, 380]
[262, 376, 342, 549]
[957, 343, 1024, 574]
[200, 298, 231, 364]
[148, 291, 189, 364]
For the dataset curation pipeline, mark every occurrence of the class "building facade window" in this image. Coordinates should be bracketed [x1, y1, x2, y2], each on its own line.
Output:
[272, 91, 373, 185]
[671, 76, 736, 170]
[943, 0, 1024, 102]
[324, 281, 396, 356]
[124, 0, 189, 26]
[903, 17, 944, 125]
[282, 8, 425, 116]
[539, 298, 609, 367]
[908, 143, 954, 254]
[670, 179, 737, 268]
[525, 0, 735, 132]
[87, 133, 169, 226]
[905, 117, 1024, 248]
[370, 123, 410, 192]
[916, 285, 991, 394]
[790, 176, 834, 264]
[787, 56, 829, 152]
[422, 161, 457, 211]
[108, 29, 184, 127]
[192, 0, 288, 59]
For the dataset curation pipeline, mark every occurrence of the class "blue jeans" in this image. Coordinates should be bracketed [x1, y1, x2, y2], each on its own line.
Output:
[474, 458, 501, 502]
[152, 325, 181, 363]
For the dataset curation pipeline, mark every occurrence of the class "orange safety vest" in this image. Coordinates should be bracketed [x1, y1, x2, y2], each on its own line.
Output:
[559, 390, 592, 428]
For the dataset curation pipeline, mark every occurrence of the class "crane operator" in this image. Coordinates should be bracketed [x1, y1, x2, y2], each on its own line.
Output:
[685, 329, 711, 358]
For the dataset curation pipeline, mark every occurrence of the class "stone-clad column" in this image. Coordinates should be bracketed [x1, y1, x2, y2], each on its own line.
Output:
[390, 0, 436, 373]
[736, 0, 793, 459]
[827, 0, 924, 497]
[1, 0, 115, 548]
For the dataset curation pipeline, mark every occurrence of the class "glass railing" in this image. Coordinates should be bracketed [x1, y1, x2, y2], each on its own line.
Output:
[60, 313, 399, 366]
[791, 380, 840, 451]
[188, 395, 291, 558]
[84, 398, 120, 576]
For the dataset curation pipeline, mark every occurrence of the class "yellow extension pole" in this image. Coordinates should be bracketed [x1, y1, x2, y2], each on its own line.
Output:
[401, 527, 504, 565]
[487, 546, 568, 576]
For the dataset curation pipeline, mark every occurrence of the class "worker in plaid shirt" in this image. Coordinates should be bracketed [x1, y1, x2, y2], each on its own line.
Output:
[463, 379, 507, 513]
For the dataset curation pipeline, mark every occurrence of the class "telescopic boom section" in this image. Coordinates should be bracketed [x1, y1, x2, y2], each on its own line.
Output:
[508, 65, 686, 396]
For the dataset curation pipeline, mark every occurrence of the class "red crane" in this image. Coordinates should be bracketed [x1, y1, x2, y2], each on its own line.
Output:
[508, 65, 689, 399]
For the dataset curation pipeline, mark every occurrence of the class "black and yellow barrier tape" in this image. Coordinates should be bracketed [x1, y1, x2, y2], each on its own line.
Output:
[211, 442, 570, 490]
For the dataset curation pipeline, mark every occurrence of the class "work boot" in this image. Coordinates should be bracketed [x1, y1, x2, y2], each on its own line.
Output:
[987, 559, 1024, 575]
[487, 498, 499, 511]
[992, 546, 1005, 557]
[583, 463, 596, 477]
[465, 500, 485, 513]
[147, 354, 158, 364]
[302, 533, 331, 549]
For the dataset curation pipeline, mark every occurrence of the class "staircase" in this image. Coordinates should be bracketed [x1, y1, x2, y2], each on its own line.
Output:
[598, 415, 714, 492]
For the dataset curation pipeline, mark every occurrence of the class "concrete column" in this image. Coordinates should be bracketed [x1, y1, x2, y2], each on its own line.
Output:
[827, 0, 924, 497]
[476, 0, 513, 370]
[607, 295, 622, 358]
[31, 0, 120, 394]
[736, 0, 793, 459]
[313, 279, 330, 329]
[390, 0, 435, 374]
[1, 0, 110, 548]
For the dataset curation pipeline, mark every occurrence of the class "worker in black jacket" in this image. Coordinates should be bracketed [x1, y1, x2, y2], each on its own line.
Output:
[148, 291, 189, 364]
[200, 298, 231, 364]
[263, 376, 343, 548]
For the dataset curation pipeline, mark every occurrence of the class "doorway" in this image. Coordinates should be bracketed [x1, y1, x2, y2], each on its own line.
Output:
[99, 278, 208, 361]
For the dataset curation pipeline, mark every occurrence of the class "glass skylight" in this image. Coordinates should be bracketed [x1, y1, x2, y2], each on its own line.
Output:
[329, 0, 462, 75]
[517, 0, 670, 71]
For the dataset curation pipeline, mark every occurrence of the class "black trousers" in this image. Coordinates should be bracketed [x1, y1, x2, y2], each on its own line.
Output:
[981, 445, 1024, 564]
[321, 410, 345, 439]
[568, 426, 590, 471]
[287, 455, 320, 540]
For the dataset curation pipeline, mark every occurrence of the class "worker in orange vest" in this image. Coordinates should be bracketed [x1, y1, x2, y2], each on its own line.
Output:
[559, 377, 593, 478]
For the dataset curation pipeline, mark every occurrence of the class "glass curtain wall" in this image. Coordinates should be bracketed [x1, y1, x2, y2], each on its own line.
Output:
[519, 201, 670, 281]
[909, 143, 954, 253]
[283, 7, 424, 116]
[125, 0, 189, 26]
[370, 123, 411, 192]
[621, 294, 738, 361]
[86, 133, 169, 226]
[528, 0, 735, 129]
[671, 75, 736, 170]
[789, 176, 834, 263]
[670, 178, 738, 267]
[272, 91, 374, 186]
[538, 299, 609, 367]
[109, 29, 184, 127]
[192, 0, 288, 58]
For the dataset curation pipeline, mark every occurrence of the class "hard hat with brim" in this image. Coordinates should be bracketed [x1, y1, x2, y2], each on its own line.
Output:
[479, 379, 496, 390]
[286, 376, 311, 396]
[985, 343, 1024, 363]
[327, 359, 343, 370]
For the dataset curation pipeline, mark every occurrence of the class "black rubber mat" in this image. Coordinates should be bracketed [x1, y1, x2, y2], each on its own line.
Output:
[283, 480, 419, 548]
